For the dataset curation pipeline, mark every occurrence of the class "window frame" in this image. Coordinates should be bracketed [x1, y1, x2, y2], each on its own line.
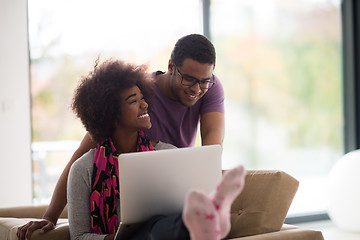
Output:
[342, 0, 360, 153]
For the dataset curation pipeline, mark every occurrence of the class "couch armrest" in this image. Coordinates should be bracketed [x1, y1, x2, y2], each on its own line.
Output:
[0, 204, 70, 239]
[0, 204, 68, 219]
[0, 217, 69, 240]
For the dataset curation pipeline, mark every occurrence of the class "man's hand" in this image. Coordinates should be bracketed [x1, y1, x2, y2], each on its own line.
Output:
[17, 219, 55, 240]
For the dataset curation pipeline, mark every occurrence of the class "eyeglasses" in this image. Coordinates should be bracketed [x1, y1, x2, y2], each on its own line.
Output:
[173, 62, 215, 90]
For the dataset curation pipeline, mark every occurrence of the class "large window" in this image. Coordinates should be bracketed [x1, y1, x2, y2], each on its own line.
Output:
[28, 0, 202, 203]
[210, 0, 342, 216]
[29, 0, 343, 217]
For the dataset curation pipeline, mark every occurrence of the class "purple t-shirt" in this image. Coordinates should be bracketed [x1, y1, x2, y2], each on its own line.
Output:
[143, 71, 225, 148]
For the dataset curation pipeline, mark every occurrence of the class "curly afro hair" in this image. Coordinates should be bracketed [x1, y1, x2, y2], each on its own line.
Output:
[171, 34, 216, 68]
[71, 59, 153, 143]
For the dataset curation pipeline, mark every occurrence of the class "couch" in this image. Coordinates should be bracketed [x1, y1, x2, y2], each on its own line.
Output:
[0, 170, 324, 240]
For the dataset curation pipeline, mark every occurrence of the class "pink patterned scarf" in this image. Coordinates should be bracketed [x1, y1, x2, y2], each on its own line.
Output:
[90, 130, 154, 234]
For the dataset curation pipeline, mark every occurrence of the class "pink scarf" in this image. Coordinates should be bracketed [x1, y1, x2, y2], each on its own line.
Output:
[90, 130, 154, 234]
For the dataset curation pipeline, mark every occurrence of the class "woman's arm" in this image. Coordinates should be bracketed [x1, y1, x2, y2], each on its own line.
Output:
[17, 133, 96, 240]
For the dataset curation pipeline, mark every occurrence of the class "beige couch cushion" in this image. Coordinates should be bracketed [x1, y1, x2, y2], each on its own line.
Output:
[231, 227, 324, 240]
[226, 170, 299, 238]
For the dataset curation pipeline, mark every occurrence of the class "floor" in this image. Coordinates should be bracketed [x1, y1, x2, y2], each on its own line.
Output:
[297, 220, 360, 240]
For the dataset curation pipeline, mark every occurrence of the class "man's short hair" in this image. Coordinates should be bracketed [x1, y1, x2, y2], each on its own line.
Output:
[171, 34, 216, 68]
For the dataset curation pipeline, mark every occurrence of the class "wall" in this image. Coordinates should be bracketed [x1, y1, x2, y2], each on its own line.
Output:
[0, 0, 32, 206]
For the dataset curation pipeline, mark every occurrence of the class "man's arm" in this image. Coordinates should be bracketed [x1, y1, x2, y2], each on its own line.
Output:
[17, 133, 96, 240]
[200, 112, 225, 146]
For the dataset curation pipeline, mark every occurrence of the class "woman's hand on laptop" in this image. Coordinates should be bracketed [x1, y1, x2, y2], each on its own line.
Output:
[17, 219, 55, 240]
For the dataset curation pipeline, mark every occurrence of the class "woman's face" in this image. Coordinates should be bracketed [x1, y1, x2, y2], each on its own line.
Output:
[118, 85, 151, 131]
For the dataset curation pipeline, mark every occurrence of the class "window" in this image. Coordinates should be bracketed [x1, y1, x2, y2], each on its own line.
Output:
[210, 0, 343, 216]
[28, 0, 202, 203]
[29, 0, 344, 218]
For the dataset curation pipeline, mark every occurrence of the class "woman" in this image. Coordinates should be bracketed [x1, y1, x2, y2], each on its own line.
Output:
[68, 59, 245, 240]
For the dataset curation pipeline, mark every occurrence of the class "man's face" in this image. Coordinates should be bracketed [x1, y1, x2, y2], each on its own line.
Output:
[170, 58, 214, 107]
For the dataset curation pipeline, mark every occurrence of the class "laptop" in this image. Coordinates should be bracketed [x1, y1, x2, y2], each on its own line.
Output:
[115, 144, 222, 238]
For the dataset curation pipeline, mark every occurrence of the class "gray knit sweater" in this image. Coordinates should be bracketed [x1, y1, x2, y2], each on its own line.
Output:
[67, 142, 176, 240]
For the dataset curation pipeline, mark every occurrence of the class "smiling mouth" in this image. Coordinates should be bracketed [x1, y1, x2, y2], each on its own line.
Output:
[138, 113, 149, 119]
[186, 92, 201, 101]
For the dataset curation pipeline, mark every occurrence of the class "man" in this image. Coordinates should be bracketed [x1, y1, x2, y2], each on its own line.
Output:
[17, 34, 225, 240]
[144, 33, 224, 147]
